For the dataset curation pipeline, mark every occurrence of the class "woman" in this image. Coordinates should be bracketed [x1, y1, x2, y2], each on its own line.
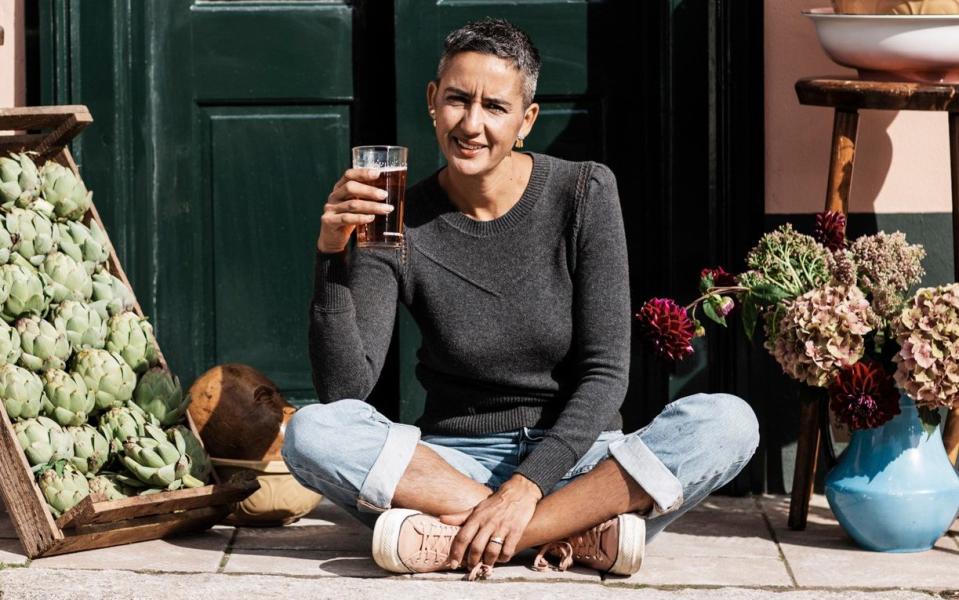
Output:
[282, 17, 759, 582]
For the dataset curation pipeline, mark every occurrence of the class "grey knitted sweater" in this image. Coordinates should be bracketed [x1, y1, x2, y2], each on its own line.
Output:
[309, 151, 631, 496]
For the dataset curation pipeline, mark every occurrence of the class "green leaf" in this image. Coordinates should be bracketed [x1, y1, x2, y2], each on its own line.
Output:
[741, 296, 758, 341]
[750, 282, 791, 304]
[703, 296, 727, 327]
[918, 406, 941, 436]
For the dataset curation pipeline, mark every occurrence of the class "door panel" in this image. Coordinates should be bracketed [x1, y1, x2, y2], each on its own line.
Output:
[203, 106, 350, 391]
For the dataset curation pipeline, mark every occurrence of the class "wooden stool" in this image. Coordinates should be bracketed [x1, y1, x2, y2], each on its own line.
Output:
[787, 76, 959, 530]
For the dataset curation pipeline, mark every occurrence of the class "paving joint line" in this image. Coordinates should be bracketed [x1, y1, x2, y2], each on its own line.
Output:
[754, 495, 799, 588]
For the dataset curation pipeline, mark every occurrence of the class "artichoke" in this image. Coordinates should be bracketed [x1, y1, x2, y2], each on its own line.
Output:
[40, 252, 92, 304]
[88, 472, 138, 500]
[56, 221, 109, 274]
[3, 207, 59, 267]
[38, 462, 89, 517]
[122, 424, 204, 490]
[0, 227, 12, 266]
[0, 363, 43, 420]
[90, 269, 136, 319]
[98, 400, 157, 454]
[66, 423, 109, 475]
[0, 319, 22, 366]
[72, 348, 136, 411]
[105, 312, 158, 374]
[39, 161, 92, 221]
[167, 424, 212, 483]
[41, 369, 94, 427]
[16, 316, 71, 371]
[0, 263, 49, 322]
[133, 368, 188, 426]
[13, 416, 74, 469]
[53, 300, 106, 350]
[0, 152, 40, 207]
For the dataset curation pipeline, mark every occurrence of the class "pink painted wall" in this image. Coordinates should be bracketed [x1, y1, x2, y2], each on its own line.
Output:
[765, 0, 952, 214]
[0, 0, 24, 108]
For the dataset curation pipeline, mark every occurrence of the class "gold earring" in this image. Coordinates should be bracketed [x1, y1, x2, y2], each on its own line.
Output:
[515, 136, 525, 149]
[430, 110, 436, 127]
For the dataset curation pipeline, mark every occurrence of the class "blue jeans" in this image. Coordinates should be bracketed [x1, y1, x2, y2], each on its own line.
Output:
[281, 392, 760, 545]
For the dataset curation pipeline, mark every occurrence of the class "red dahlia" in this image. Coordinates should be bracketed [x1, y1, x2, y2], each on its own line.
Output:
[699, 266, 737, 291]
[828, 360, 900, 431]
[814, 211, 847, 252]
[635, 298, 696, 362]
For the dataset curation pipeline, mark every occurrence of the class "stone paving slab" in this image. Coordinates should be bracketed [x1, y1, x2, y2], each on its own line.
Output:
[223, 549, 394, 577]
[29, 528, 232, 572]
[0, 569, 945, 600]
[0, 493, 955, 596]
[762, 494, 959, 589]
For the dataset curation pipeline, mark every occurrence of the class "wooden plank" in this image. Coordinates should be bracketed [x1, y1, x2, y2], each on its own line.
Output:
[57, 479, 259, 529]
[43, 506, 227, 557]
[0, 403, 62, 557]
[797, 77, 959, 111]
[0, 106, 92, 133]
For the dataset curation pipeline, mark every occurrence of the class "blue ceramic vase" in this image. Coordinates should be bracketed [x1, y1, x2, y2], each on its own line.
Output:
[825, 393, 959, 552]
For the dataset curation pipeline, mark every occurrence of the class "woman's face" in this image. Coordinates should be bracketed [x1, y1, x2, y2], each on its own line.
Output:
[427, 51, 538, 177]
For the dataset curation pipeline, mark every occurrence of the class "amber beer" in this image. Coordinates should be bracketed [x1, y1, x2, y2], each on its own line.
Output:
[352, 145, 408, 249]
[357, 167, 407, 248]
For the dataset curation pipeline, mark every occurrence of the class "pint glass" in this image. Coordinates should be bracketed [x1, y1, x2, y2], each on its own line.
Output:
[352, 145, 407, 249]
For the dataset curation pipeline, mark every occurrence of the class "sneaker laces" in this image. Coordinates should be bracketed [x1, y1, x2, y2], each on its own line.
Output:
[466, 562, 494, 581]
[532, 519, 612, 572]
[410, 520, 457, 569]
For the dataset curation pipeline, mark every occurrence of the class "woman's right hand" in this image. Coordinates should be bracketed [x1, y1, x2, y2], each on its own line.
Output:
[317, 168, 395, 253]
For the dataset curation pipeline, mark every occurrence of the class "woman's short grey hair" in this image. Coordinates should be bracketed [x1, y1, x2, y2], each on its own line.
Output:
[436, 17, 541, 111]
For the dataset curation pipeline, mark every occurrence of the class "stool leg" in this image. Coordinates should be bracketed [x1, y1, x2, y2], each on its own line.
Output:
[825, 108, 859, 213]
[788, 387, 823, 531]
[943, 112, 959, 467]
[787, 109, 860, 531]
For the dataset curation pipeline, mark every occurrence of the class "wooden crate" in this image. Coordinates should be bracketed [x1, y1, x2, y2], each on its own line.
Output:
[0, 105, 259, 558]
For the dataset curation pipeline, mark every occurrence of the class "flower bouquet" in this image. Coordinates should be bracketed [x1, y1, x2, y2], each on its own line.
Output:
[635, 212, 959, 551]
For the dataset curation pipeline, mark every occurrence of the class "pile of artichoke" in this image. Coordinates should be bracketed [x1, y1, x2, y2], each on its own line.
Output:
[0, 152, 212, 518]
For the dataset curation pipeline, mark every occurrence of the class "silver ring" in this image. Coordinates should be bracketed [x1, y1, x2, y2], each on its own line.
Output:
[489, 537, 504, 545]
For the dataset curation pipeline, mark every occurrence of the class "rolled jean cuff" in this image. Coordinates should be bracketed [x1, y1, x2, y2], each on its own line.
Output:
[608, 435, 684, 519]
[356, 421, 421, 514]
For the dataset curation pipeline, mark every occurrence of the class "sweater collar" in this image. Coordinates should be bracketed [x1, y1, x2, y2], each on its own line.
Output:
[427, 151, 550, 237]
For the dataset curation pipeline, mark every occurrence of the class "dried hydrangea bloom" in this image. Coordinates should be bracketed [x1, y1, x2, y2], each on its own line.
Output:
[765, 284, 880, 387]
[827, 249, 857, 287]
[746, 224, 832, 299]
[850, 231, 925, 320]
[892, 283, 959, 409]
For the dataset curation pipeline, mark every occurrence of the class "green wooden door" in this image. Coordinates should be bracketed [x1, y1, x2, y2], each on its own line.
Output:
[40, 0, 364, 408]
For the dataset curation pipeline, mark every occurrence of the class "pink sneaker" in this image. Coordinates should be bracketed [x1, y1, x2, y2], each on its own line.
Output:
[372, 508, 496, 581]
[532, 512, 645, 575]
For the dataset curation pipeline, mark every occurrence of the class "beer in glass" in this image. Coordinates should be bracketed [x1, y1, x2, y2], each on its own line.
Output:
[352, 145, 407, 249]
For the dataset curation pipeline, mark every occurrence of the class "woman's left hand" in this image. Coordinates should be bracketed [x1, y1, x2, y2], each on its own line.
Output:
[438, 475, 543, 570]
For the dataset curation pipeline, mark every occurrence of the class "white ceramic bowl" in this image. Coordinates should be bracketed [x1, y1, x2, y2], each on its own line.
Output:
[804, 7, 959, 82]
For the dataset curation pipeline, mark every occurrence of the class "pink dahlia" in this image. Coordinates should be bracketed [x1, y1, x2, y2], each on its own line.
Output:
[828, 361, 900, 430]
[815, 211, 847, 252]
[635, 298, 695, 362]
